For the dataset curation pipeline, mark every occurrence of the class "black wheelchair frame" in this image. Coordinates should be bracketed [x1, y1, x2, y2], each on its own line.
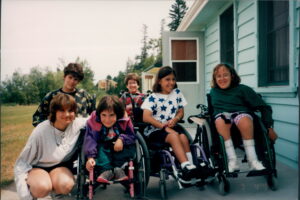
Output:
[187, 94, 278, 195]
[74, 127, 150, 200]
[135, 121, 214, 200]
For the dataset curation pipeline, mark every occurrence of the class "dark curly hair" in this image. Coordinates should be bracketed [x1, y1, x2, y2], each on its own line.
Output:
[49, 93, 77, 123]
[63, 63, 84, 81]
[96, 95, 125, 120]
[152, 66, 178, 93]
[211, 63, 241, 88]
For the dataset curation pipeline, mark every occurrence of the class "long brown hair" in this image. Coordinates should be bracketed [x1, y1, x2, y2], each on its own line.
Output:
[211, 63, 241, 88]
[152, 66, 178, 92]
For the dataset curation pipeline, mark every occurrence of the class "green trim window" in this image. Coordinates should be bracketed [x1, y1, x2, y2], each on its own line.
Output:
[258, 0, 289, 86]
[220, 5, 234, 66]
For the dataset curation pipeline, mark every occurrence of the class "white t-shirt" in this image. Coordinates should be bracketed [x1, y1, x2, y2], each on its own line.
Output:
[141, 88, 187, 136]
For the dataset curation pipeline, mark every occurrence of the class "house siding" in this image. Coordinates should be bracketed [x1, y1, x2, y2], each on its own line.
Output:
[235, 0, 299, 168]
[173, 0, 298, 168]
[236, 0, 256, 88]
[201, 0, 299, 168]
[204, 19, 219, 93]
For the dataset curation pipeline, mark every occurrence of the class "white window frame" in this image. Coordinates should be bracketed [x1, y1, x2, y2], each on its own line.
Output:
[168, 37, 199, 84]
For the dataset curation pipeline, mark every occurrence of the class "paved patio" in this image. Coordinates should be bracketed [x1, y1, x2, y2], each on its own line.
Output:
[1, 128, 298, 200]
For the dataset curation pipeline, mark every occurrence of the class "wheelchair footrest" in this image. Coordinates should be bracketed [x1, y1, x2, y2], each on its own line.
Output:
[246, 169, 272, 177]
[226, 172, 239, 178]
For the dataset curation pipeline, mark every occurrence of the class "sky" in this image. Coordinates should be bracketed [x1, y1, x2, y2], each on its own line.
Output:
[1, 0, 194, 83]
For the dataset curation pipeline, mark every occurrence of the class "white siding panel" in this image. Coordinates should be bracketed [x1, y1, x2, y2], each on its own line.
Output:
[206, 41, 219, 56]
[238, 33, 255, 51]
[205, 19, 218, 36]
[206, 63, 216, 73]
[237, 61, 255, 75]
[264, 96, 299, 106]
[296, 0, 300, 8]
[237, 0, 254, 14]
[275, 139, 298, 163]
[240, 74, 256, 88]
[271, 104, 299, 124]
[206, 51, 219, 65]
[205, 30, 218, 46]
[237, 47, 255, 63]
[238, 19, 255, 39]
[277, 154, 298, 169]
[237, 3, 255, 26]
[275, 121, 299, 143]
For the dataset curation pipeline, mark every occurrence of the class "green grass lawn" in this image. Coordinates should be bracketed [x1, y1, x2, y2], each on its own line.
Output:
[1, 105, 37, 187]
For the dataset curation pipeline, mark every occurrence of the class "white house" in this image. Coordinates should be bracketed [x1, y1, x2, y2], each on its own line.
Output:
[162, 0, 299, 168]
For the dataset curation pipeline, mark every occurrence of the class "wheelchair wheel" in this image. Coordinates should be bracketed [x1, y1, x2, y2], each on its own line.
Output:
[134, 131, 150, 198]
[218, 174, 230, 195]
[77, 146, 89, 200]
[159, 169, 167, 200]
[266, 174, 278, 191]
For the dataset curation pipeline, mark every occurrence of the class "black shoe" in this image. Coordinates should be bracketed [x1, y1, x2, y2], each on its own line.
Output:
[180, 164, 197, 181]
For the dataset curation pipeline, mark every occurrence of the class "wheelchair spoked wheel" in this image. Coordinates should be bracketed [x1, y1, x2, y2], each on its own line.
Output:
[218, 174, 230, 195]
[77, 147, 89, 200]
[134, 131, 151, 198]
[159, 168, 168, 200]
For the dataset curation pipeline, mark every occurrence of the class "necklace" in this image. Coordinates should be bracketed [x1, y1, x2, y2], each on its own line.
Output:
[52, 123, 66, 146]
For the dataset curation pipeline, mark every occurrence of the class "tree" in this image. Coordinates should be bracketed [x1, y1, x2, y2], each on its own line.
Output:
[168, 0, 188, 31]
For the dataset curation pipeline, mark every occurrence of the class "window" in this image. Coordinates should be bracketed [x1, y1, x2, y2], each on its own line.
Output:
[171, 40, 197, 82]
[220, 5, 234, 66]
[258, 0, 289, 86]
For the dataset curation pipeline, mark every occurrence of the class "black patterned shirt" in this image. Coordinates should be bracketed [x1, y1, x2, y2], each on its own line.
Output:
[32, 88, 95, 127]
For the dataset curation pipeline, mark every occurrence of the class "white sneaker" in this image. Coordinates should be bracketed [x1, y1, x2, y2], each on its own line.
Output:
[228, 159, 239, 173]
[249, 160, 265, 171]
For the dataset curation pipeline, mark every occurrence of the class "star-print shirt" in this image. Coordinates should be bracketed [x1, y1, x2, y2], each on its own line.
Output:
[141, 88, 187, 136]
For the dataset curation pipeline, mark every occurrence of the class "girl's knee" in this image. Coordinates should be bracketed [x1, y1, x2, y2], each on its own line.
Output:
[30, 181, 52, 198]
[166, 132, 179, 140]
[53, 179, 75, 194]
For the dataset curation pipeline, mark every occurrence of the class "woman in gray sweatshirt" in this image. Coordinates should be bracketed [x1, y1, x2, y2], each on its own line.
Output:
[14, 93, 87, 200]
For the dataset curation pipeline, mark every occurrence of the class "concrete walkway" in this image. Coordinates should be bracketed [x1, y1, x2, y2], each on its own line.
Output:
[1, 128, 298, 200]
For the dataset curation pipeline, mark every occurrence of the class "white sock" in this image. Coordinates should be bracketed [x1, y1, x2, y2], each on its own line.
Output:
[181, 161, 190, 169]
[243, 139, 258, 162]
[225, 139, 237, 161]
[186, 152, 194, 165]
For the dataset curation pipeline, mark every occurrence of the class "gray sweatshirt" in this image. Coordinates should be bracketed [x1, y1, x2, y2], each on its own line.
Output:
[14, 118, 87, 200]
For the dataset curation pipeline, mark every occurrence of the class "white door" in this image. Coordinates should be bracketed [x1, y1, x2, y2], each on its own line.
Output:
[162, 31, 204, 127]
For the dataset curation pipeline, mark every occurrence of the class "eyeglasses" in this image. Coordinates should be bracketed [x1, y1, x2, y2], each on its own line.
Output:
[215, 73, 231, 79]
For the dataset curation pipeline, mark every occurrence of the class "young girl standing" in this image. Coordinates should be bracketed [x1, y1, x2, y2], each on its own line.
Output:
[84, 95, 136, 183]
[141, 66, 197, 181]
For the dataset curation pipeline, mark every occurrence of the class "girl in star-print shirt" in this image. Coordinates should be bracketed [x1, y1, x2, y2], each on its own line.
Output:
[141, 66, 199, 181]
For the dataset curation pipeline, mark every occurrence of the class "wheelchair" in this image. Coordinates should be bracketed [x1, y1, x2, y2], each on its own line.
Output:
[75, 127, 150, 200]
[187, 94, 278, 195]
[135, 121, 215, 200]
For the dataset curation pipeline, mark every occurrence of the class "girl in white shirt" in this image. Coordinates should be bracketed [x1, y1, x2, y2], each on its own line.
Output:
[141, 66, 197, 181]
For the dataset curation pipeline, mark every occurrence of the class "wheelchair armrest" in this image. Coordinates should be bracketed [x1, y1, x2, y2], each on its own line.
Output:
[178, 119, 185, 123]
[187, 115, 208, 125]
